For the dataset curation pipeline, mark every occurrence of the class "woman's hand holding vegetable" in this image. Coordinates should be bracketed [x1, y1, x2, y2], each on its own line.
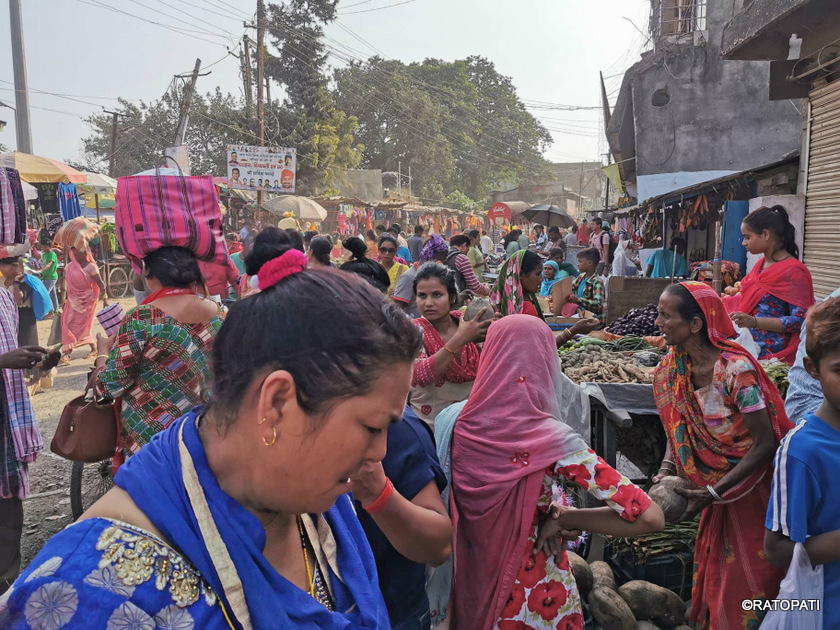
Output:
[674, 487, 714, 521]
[453, 308, 492, 345]
[350, 461, 388, 506]
[569, 318, 600, 336]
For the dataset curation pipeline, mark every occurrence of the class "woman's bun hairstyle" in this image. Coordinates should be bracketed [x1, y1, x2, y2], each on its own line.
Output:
[143, 246, 204, 289]
[245, 227, 292, 276]
[344, 236, 369, 261]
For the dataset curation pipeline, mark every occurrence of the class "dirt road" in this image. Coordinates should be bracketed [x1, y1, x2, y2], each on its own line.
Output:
[19, 297, 136, 569]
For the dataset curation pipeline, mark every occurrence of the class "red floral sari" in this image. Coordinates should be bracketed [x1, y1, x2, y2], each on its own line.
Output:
[653, 282, 792, 629]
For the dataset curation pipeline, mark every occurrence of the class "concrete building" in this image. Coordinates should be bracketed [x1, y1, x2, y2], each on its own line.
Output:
[489, 161, 612, 218]
[719, 0, 840, 296]
[607, 0, 804, 202]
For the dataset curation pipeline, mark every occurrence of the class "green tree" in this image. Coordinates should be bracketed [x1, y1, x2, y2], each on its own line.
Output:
[263, 0, 361, 194]
[332, 56, 552, 203]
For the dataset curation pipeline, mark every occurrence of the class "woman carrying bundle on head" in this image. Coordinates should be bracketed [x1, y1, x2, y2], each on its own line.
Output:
[3, 229, 423, 627]
[60, 246, 107, 364]
[94, 246, 222, 461]
[724, 205, 814, 364]
[339, 236, 391, 294]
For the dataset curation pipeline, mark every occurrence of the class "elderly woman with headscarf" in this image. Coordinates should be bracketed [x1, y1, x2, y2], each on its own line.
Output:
[652, 282, 792, 628]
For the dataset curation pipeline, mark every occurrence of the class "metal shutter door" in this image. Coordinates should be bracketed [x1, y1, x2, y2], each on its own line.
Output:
[805, 80, 840, 298]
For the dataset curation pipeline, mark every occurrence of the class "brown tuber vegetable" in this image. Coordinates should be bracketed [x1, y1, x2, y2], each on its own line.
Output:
[648, 477, 694, 523]
[463, 297, 494, 322]
[568, 552, 593, 597]
[589, 586, 638, 630]
[590, 560, 617, 591]
[618, 580, 685, 627]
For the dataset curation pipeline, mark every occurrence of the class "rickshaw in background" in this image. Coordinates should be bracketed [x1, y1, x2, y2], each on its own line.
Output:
[92, 223, 135, 299]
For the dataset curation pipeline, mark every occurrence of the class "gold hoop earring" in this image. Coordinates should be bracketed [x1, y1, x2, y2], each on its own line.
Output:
[263, 427, 277, 447]
[258, 417, 268, 425]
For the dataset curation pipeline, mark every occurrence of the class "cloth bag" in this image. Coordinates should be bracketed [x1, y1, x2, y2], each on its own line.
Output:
[761, 543, 823, 630]
[47, 310, 62, 346]
[96, 303, 125, 337]
[54, 217, 100, 252]
[115, 171, 229, 273]
[51, 368, 118, 463]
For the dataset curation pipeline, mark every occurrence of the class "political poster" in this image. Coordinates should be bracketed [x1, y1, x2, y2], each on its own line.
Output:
[227, 145, 296, 193]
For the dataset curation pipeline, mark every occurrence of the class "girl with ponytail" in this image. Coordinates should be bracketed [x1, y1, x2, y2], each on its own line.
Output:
[724, 205, 815, 364]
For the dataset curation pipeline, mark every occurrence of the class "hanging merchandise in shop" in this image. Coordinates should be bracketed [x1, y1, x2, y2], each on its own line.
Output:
[0, 168, 27, 245]
[58, 181, 82, 222]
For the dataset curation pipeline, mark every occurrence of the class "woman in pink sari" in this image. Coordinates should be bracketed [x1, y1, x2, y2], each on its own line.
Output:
[448, 315, 664, 629]
[60, 247, 106, 364]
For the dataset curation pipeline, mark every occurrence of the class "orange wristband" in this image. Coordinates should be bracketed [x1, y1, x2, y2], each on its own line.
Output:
[362, 478, 394, 514]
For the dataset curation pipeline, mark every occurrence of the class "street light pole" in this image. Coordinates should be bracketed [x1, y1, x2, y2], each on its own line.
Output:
[8, 0, 33, 153]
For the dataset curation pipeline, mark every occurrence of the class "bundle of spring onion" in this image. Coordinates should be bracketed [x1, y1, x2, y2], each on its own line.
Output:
[761, 362, 791, 399]
[608, 519, 700, 563]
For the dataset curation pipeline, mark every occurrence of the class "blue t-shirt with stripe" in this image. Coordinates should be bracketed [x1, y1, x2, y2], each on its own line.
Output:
[766, 413, 840, 624]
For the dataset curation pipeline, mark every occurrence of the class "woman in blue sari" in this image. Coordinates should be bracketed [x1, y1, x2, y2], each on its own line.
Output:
[0, 228, 423, 629]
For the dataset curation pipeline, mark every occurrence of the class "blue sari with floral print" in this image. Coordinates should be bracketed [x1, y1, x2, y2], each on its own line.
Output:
[0, 408, 390, 629]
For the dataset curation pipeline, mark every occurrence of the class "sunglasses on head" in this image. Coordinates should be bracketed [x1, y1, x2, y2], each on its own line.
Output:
[379, 247, 396, 253]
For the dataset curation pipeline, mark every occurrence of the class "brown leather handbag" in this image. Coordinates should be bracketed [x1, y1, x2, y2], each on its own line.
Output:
[51, 368, 118, 463]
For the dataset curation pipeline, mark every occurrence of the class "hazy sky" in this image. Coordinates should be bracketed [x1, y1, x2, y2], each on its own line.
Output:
[0, 0, 651, 171]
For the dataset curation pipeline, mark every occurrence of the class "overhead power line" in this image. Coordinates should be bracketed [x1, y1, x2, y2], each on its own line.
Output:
[339, 0, 419, 15]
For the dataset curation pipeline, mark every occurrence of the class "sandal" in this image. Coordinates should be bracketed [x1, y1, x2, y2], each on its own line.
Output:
[60, 355, 72, 366]
[82, 351, 97, 360]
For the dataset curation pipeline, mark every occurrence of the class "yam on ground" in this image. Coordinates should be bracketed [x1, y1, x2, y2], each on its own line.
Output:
[589, 586, 638, 630]
[648, 477, 693, 523]
[617, 580, 685, 628]
[590, 560, 617, 591]
[568, 551, 593, 597]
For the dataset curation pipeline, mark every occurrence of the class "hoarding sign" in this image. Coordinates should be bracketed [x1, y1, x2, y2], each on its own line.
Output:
[227, 145, 296, 193]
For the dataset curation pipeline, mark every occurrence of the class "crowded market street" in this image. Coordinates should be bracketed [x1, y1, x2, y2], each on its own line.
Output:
[1, 1, 839, 629]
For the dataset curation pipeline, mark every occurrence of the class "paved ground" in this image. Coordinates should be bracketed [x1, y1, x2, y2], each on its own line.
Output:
[20, 297, 136, 569]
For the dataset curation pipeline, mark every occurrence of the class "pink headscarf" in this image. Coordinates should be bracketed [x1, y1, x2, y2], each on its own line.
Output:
[449, 315, 588, 629]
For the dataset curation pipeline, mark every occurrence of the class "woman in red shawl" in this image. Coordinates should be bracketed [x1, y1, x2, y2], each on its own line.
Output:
[724, 205, 814, 364]
[448, 315, 663, 630]
[653, 282, 793, 629]
[409, 263, 490, 429]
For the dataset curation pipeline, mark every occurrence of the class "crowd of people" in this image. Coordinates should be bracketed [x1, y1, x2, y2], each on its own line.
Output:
[0, 203, 837, 629]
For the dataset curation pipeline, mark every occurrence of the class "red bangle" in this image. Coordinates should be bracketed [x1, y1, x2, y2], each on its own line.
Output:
[362, 478, 394, 514]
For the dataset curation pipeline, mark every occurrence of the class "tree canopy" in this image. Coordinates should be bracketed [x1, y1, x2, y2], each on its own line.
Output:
[74, 1, 552, 205]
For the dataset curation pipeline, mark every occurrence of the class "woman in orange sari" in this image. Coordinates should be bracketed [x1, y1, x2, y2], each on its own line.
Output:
[60, 247, 106, 364]
[652, 282, 793, 629]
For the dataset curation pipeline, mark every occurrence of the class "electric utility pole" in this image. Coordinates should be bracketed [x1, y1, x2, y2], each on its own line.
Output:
[242, 35, 254, 114]
[104, 110, 125, 177]
[256, 0, 266, 209]
[173, 59, 202, 147]
[9, 0, 32, 153]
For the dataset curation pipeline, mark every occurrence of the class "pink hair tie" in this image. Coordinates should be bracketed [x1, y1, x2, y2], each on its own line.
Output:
[257, 249, 308, 290]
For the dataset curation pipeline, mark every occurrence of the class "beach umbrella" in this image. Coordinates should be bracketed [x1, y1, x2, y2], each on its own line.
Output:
[263, 195, 327, 221]
[521, 204, 577, 229]
[0, 151, 86, 183]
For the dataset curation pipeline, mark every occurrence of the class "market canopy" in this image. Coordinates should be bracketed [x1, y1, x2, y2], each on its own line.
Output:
[522, 204, 576, 229]
[0, 151, 87, 184]
[263, 195, 328, 221]
[81, 172, 118, 193]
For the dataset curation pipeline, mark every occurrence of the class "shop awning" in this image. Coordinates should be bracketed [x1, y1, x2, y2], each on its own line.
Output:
[0, 151, 86, 183]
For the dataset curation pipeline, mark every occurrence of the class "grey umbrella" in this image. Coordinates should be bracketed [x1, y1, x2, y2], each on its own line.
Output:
[521, 204, 577, 229]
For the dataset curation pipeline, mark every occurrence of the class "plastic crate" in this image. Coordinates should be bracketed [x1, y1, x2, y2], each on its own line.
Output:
[607, 550, 694, 600]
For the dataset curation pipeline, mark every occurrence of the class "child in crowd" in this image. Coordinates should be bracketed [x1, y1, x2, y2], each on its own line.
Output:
[764, 297, 840, 628]
[566, 247, 605, 326]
